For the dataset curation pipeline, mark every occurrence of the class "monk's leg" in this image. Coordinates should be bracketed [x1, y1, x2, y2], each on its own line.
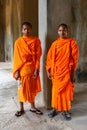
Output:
[30, 102, 36, 110]
[62, 111, 71, 120]
[19, 102, 24, 111]
[48, 108, 58, 118]
[15, 102, 24, 117]
[30, 102, 43, 115]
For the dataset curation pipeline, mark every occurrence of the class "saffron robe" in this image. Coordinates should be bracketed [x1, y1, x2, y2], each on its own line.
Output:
[13, 36, 42, 103]
[46, 38, 78, 111]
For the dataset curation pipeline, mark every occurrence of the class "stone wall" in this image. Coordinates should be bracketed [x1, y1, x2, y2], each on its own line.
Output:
[71, 0, 87, 81]
[0, 0, 38, 61]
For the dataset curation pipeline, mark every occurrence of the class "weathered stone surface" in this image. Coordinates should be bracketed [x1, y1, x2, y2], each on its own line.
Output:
[0, 0, 38, 61]
[0, 0, 5, 61]
[0, 62, 87, 130]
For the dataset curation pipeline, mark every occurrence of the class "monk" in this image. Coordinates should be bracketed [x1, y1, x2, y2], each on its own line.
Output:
[46, 23, 79, 120]
[13, 22, 43, 117]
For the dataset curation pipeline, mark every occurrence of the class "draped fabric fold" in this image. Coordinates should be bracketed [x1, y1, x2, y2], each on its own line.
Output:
[13, 36, 42, 103]
[46, 38, 78, 111]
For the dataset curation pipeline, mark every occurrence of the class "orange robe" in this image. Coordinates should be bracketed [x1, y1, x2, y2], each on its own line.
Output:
[46, 38, 78, 111]
[13, 36, 42, 103]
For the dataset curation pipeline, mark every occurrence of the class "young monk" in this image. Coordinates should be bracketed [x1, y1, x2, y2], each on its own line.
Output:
[46, 23, 79, 120]
[13, 22, 43, 117]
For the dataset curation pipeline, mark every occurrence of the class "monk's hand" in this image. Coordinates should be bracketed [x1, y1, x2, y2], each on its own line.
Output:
[47, 71, 52, 80]
[33, 69, 39, 78]
[71, 71, 75, 83]
[14, 70, 20, 80]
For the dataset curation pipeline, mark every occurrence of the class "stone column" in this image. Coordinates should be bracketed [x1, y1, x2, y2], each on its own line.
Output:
[4, 0, 13, 61]
[0, 0, 5, 61]
[38, 0, 51, 108]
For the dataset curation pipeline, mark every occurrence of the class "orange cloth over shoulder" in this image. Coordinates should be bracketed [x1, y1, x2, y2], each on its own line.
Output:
[46, 38, 79, 111]
[13, 36, 42, 103]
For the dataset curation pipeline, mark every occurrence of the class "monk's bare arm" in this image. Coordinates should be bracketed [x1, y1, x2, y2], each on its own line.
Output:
[14, 70, 20, 80]
[33, 69, 39, 78]
[47, 69, 52, 80]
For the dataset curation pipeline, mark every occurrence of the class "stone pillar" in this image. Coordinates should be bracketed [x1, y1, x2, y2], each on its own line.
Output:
[4, 0, 13, 61]
[0, 0, 5, 61]
[38, 0, 51, 108]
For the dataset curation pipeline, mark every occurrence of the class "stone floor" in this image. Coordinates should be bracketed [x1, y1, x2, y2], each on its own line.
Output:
[0, 62, 87, 130]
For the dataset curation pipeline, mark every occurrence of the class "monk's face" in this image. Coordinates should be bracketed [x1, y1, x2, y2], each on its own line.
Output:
[22, 25, 32, 36]
[58, 26, 68, 38]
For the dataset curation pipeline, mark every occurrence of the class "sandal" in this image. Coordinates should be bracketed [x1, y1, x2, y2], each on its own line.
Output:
[30, 109, 43, 115]
[62, 112, 71, 120]
[15, 110, 25, 117]
[48, 109, 58, 118]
